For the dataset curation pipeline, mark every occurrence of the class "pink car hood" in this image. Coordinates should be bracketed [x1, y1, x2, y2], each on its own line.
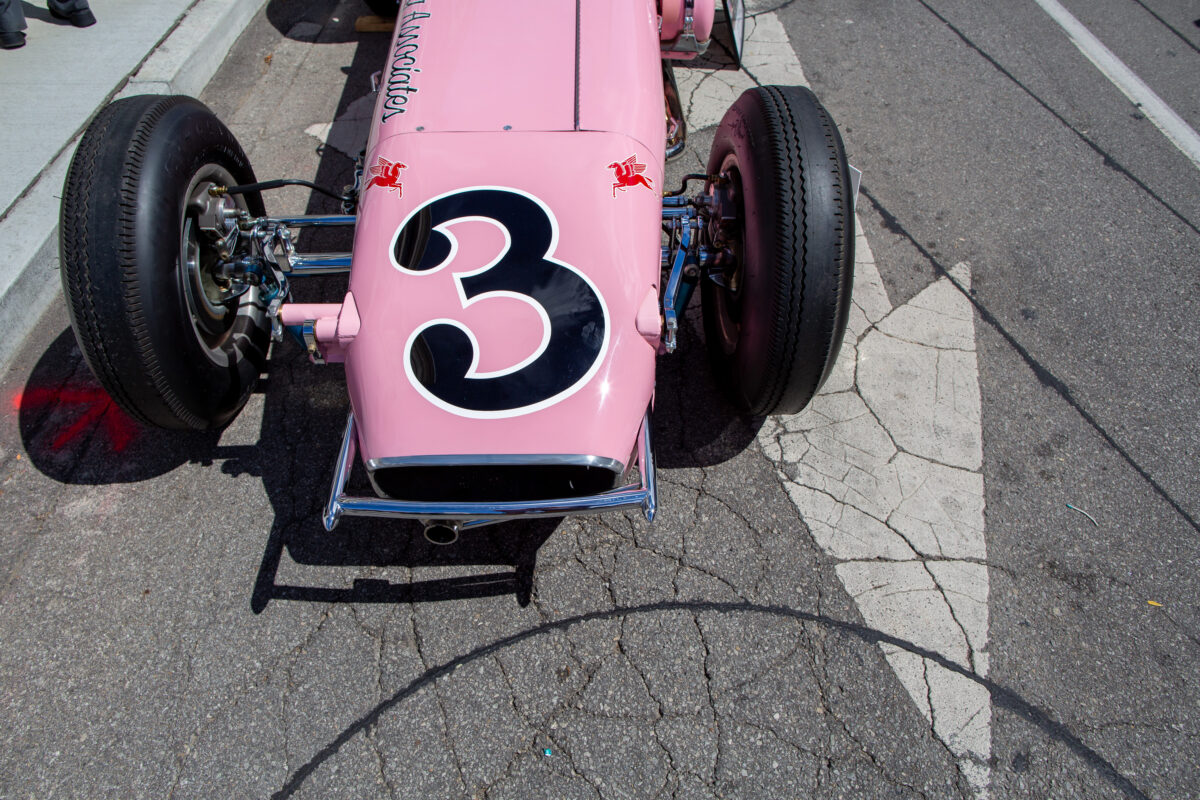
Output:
[365, 0, 663, 146]
[334, 0, 666, 471]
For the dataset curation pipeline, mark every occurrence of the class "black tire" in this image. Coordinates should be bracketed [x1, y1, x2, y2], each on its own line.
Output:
[702, 85, 854, 416]
[60, 95, 270, 430]
[364, 0, 399, 18]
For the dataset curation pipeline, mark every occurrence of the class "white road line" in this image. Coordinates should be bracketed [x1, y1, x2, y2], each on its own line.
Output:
[1033, 0, 1200, 172]
[677, 15, 992, 798]
[759, 249, 993, 800]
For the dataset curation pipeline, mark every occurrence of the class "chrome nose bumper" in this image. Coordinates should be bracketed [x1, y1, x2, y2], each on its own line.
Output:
[323, 410, 656, 533]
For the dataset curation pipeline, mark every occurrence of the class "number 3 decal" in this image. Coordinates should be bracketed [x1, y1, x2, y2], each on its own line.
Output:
[390, 187, 609, 418]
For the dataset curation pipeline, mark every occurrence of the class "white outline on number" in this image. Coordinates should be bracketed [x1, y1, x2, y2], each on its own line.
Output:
[390, 186, 611, 419]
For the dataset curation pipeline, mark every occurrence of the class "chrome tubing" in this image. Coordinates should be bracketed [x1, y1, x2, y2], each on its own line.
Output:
[662, 207, 693, 353]
[663, 61, 687, 161]
[269, 214, 356, 228]
[286, 253, 352, 275]
[322, 411, 657, 531]
[641, 413, 657, 522]
[322, 413, 358, 531]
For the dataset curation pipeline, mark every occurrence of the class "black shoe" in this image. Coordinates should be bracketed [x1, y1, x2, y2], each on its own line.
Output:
[0, 30, 25, 49]
[49, 6, 96, 27]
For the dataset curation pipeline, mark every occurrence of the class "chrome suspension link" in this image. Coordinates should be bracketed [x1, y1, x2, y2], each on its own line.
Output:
[661, 193, 724, 352]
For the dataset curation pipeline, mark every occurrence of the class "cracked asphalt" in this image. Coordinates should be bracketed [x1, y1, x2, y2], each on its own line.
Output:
[2, 1, 1197, 799]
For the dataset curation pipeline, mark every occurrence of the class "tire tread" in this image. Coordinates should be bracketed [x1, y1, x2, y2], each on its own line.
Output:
[703, 85, 854, 416]
[60, 95, 264, 430]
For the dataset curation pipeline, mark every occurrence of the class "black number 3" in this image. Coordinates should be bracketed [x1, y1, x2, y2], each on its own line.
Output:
[391, 188, 608, 417]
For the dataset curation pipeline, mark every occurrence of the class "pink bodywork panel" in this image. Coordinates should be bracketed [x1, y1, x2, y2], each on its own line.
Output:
[368, 2, 576, 142]
[348, 132, 662, 468]
[577, 0, 667, 151]
[284, 1, 668, 471]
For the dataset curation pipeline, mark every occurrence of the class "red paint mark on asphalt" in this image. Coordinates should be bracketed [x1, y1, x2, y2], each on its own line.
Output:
[13, 385, 138, 453]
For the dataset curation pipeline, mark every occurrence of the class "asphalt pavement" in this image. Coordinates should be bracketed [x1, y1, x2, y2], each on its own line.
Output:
[781, 0, 1200, 797]
[1, 1, 1197, 799]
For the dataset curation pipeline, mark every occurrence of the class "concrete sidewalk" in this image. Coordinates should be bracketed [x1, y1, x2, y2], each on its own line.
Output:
[0, 0, 269, 367]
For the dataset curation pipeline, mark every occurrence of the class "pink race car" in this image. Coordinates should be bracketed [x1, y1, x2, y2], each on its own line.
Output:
[59, 0, 853, 544]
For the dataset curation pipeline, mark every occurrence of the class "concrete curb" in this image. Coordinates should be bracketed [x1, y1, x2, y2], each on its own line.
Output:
[0, 0, 269, 369]
[121, 0, 270, 99]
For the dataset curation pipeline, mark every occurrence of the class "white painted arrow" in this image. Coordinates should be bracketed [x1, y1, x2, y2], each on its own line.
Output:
[679, 13, 992, 798]
[759, 246, 991, 798]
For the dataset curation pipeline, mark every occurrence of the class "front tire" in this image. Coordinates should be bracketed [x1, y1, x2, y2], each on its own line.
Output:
[702, 85, 855, 416]
[60, 95, 270, 430]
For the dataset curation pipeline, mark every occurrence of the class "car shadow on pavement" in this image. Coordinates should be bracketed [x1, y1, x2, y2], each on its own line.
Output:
[266, 0, 366, 45]
[249, 512, 557, 613]
[11, 326, 556, 611]
[15, 328, 222, 484]
[655, 317, 765, 469]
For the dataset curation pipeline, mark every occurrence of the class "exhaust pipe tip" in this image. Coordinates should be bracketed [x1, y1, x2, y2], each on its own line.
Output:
[423, 521, 461, 546]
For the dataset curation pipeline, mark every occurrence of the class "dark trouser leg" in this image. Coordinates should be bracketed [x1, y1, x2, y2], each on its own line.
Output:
[47, 0, 92, 15]
[46, 0, 94, 27]
[0, 0, 29, 33]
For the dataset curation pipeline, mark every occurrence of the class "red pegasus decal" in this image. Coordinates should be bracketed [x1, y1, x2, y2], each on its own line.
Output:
[608, 154, 654, 197]
[366, 156, 407, 195]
